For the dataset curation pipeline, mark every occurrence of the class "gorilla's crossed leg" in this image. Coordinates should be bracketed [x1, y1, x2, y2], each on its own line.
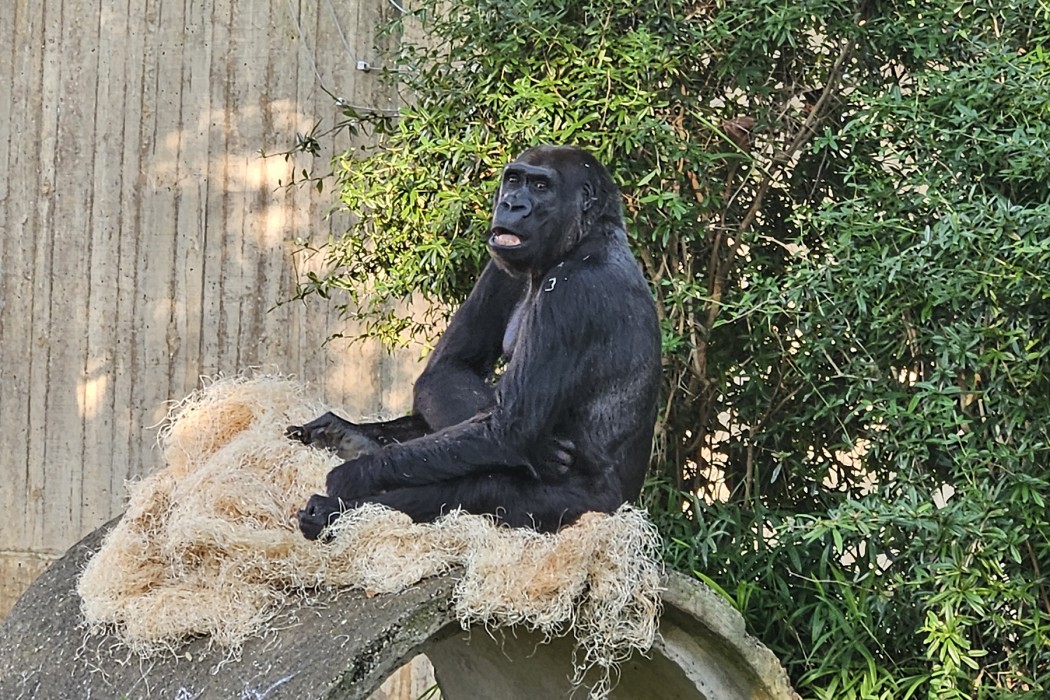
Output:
[288, 411, 575, 470]
[288, 146, 662, 539]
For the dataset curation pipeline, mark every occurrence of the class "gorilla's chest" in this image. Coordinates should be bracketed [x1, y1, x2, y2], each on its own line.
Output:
[502, 300, 527, 359]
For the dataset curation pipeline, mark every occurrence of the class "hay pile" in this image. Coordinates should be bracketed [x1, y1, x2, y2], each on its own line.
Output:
[77, 374, 663, 698]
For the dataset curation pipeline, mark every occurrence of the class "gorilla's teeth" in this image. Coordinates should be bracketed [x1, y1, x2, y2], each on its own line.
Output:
[492, 233, 522, 247]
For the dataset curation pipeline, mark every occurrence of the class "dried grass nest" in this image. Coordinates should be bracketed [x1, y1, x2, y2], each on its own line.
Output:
[77, 374, 664, 698]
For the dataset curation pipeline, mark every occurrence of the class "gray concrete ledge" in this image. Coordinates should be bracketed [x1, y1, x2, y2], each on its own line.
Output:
[0, 521, 798, 699]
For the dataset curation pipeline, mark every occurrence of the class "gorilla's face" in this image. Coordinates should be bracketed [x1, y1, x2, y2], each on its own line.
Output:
[488, 147, 600, 276]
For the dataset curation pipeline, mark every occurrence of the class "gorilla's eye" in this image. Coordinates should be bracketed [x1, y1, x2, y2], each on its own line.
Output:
[533, 180, 548, 191]
[505, 173, 521, 184]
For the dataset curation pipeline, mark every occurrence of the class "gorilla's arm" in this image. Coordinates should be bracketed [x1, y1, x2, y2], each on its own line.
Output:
[286, 261, 524, 456]
[411, 261, 525, 429]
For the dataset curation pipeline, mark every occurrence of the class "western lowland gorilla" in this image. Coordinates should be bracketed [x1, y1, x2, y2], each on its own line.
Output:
[289, 145, 661, 539]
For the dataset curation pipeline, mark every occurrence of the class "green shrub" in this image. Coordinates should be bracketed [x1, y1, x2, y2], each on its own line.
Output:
[293, 2, 1050, 696]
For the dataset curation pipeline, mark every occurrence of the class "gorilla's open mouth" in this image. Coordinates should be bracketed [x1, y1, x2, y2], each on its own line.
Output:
[489, 228, 523, 248]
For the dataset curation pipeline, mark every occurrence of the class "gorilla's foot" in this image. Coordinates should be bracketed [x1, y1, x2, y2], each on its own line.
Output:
[286, 411, 379, 460]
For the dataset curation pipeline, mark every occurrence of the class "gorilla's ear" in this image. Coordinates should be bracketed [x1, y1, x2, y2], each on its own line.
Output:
[581, 181, 597, 212]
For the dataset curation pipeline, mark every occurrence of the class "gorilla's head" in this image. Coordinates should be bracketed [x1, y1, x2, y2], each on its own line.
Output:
[489, 145, 623, 276]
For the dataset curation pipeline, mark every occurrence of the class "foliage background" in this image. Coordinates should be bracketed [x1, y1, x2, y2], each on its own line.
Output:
[292, 1, 1050, 697]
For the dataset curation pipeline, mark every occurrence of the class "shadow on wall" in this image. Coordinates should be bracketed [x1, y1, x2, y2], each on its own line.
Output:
[0, 0, 414, 617]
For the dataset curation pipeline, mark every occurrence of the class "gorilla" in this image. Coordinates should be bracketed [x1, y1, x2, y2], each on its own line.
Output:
[289, 145, 661, 540]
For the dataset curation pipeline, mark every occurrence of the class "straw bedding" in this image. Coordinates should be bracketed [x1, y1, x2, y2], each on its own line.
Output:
[77, 374, 663, 697]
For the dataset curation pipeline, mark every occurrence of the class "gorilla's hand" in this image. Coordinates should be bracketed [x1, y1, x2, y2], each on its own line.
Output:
[527, 437, 575, 480]
[544, 437, 575, 472]
[297, 454, 393, 539]
[297, 494, 347, 541]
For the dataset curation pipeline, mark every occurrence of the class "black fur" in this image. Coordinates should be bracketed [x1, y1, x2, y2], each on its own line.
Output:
[290, 146, 661, 539]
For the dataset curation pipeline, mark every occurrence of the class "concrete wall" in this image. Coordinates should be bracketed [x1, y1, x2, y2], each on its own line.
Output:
[0, 0, 423, 619]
